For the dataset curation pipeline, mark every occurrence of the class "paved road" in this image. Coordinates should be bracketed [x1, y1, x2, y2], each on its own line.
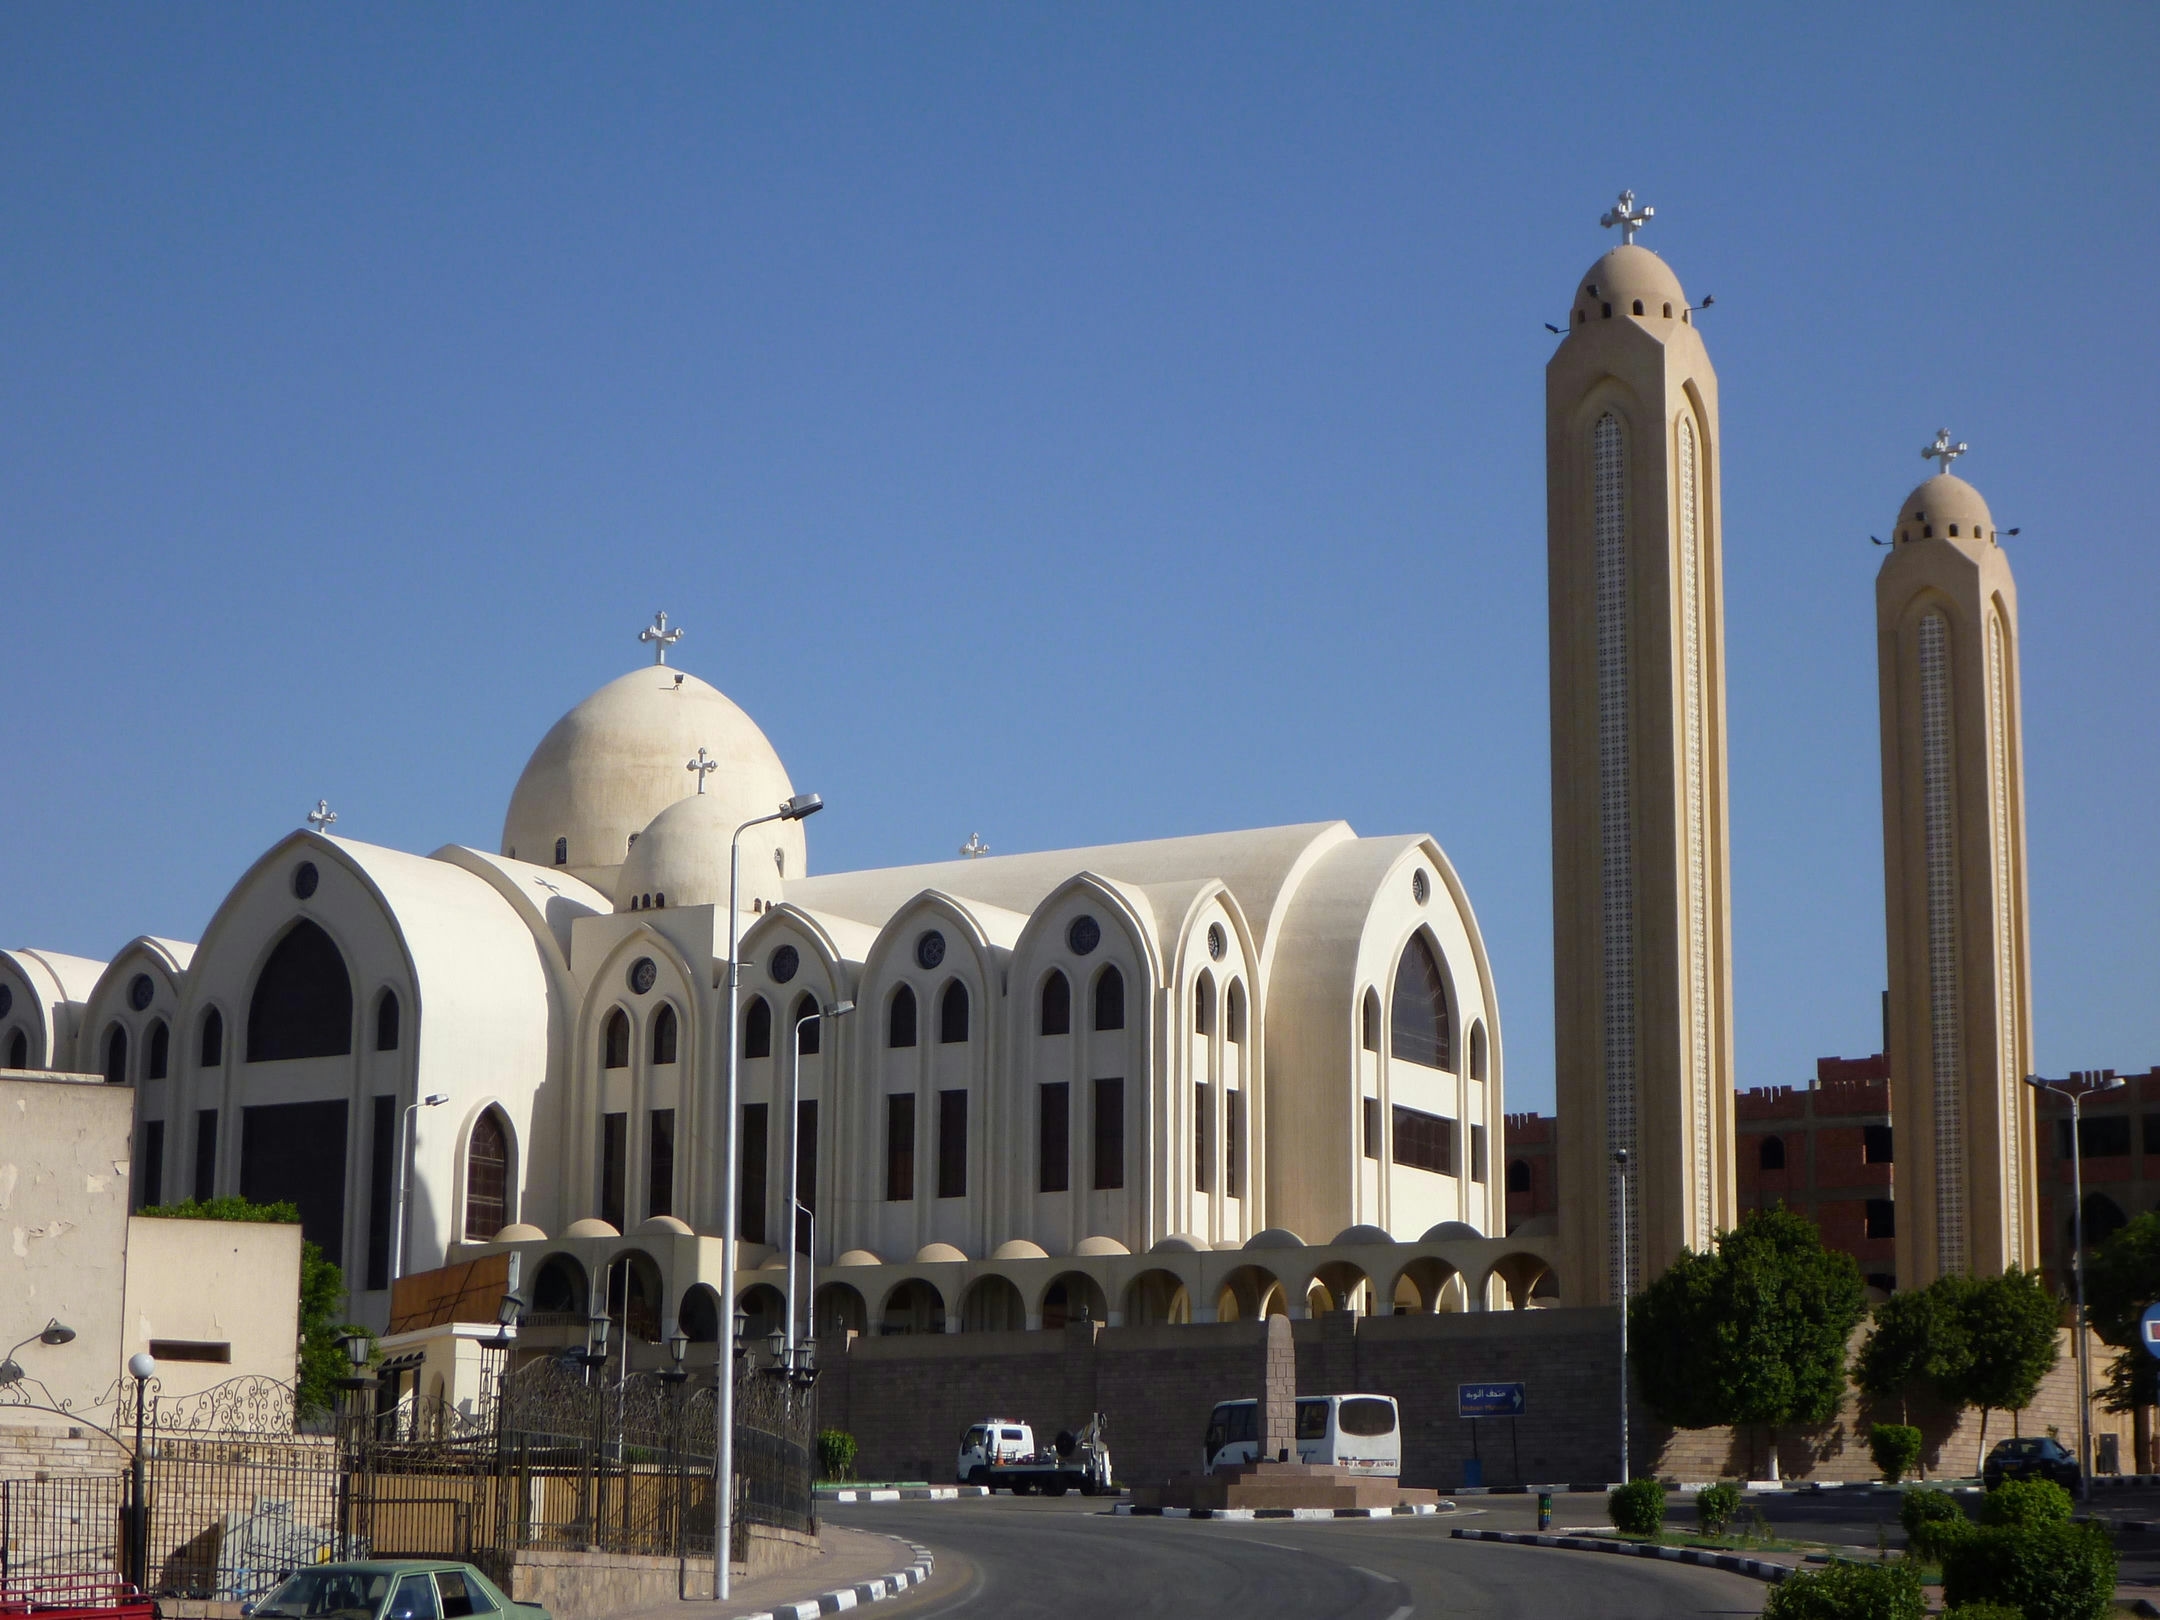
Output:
[824, 1496, 1768, 1618]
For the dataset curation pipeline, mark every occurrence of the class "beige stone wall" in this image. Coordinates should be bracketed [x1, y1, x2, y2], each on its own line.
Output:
[508, 1530, 815, 1620]
[120, 1216, 302, 1400]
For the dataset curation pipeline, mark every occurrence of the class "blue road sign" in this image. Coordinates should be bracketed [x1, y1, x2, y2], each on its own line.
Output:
[2140, 1302, 2160, 1360]
[1458, 1381, 1526, 1417]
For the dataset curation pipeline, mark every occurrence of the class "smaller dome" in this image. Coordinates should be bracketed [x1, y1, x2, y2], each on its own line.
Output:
[833, 1249, 883, 1268]
[563, 1217, 619, 1239]
[757, 1253, 788, 1271]
[1245, 1227, 1306, 1251]
[1151, 1234, 1206, 1254]
[991, 1239, 1049, 1261]
[1891, 472, 1996, 547]
[735, 1242, 774, 1269]
[493, 1222, 547, 1242]
[1073, 1235, 1130, 1257]
[1331, 1224, 1394, 1248]
[1212, 1238, 1246, 1251]
[1421, 1220, 1483, 1243]
[636, 1215, 693, 1236]
[1570, 244, 1688, 328]
[914, 1242, 969, 1264]
[616, 791, 797, 914]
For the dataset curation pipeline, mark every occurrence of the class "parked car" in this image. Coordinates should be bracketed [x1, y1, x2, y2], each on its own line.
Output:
[1982, 1435, 2080, 1491]
[247, 1562, 549, 1620]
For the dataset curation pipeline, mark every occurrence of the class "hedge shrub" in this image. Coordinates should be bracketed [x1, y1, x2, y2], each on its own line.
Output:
[816, 1427, 858, 1481]
[1899, 1487, 1969, 1562]
[1761, 1559, 1924, 1620]
[1976, 1476, 2072, 1529]
[1696, 1480, 1742, 1537]
[1940, 1521, 2117, 1620]
[1868, 1423, 1923, 1484]
[1607, 1477, 1667, 1537]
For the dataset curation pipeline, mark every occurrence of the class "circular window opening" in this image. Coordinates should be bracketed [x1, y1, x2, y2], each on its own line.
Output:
[916, 931, 946, 970]
[293, 862, 320, 900]
[628, 957, 658, 995]
[1207, 923, 1226, 962]
[128, 974, 155, 1012]
[1067, 916, 1101, 956]
[770, 945, 800, 984]
[1411, 869, 1431, 906]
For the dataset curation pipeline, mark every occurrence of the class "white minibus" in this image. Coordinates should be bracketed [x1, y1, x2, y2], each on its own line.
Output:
[1201, 1394, 1402, 1476]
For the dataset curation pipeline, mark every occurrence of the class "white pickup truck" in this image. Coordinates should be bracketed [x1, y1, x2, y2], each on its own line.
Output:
[956, 1413, 1115, 1496]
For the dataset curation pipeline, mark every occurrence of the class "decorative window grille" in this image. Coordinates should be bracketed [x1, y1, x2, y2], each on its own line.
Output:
[1593, 412, 1640, 1296]
[1677, 416, 1715, 1243]
[1987, 611, 2022, 1261]
[1919, 611, 1965, 1273]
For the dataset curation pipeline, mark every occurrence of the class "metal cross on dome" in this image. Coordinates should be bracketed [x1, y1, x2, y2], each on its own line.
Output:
[1922, 429, 1969, 476]
[959, 833, 990, 858]
[1601, 189, 1654, 245]
[306, 799, 337, 833]
[687, 747, 718, 794]
[639, 610, 685, 666]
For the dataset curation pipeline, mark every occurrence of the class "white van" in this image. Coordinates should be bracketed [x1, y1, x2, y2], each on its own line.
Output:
[1202, 1395, 1402, 1476]
[957, 1419, 1037, 1478]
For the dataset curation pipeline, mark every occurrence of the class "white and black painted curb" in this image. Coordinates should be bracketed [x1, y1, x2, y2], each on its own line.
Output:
[817, 1485, 989, 1502]
[1451, 1527, 1790, 1582]
[1116, 1502, 1446, 1520]
[728, 1536, 935, 1620]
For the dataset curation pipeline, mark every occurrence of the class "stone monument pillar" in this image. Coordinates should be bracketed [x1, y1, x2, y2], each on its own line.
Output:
[1261, 1313, 1295, 1462]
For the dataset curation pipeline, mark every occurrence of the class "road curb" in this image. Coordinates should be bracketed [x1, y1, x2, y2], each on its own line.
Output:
[728, 1535, 935, 1619]
[1450, 1527, 1790, 1583]
[817, 1486, 990, 1502]
[1115, 1502, 1447, 1520]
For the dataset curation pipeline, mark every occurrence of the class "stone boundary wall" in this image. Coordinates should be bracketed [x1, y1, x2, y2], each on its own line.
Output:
[509, 1529, 816, 1620]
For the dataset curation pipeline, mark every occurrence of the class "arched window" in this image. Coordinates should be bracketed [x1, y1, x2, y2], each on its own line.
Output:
[888, 986, 917, 1049]
[1360, 989, 1379, 1053]
[465, 1108, 511, 1240]
[793, 993, 821, 1055]
[1759, 1135, 1786, 1171]
[1506, 1158, 1531, 1194]
[1194, 974, 1214, 1036]
[1389, 934, 1452, 1070]
[651, 1004, 678, 1065]
[247, 918, 354, 1062]
[744, 996, 773, 1059]
[603, 1008, 630, 1069]
[1469, 1021, 1487, 1082]
[1225, 981, 1246, 1043]
[198, 1007, 224, 1067]
[375, 989, 400, 1053]
[103, 1023, 127, 1084]
[6, 1029, 25, 1069]
[1094, 965, 1125, 1032]
[147, 1019, 170, 1081]
[553, 837, 568, 866]
[1040, 971, 1071, 1036]
[531, 1254, 585, 1315]
[939, 980, 969, 1044]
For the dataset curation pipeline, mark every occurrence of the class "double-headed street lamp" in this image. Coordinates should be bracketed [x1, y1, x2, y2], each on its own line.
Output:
[718, 791, 822, 1601]
[2027, 1068, 2124, 1502]
[787, 1001, 854, 1368]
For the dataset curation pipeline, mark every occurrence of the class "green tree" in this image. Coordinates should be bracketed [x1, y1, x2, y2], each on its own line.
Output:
[140, 1196, 372, 1418]
[1940, 1269, 2061, 1474]
[2080, 1210, 2160, 1416]
[1631, 1207, 1868, 1476]
[1855, 1286, 1958, 1429]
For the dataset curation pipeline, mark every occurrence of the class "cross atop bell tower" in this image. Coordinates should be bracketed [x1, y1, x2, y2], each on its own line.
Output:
[639, 610, 685, 665]
[1923, 429, 1969, 477]
[1600, 189, 1654, 246]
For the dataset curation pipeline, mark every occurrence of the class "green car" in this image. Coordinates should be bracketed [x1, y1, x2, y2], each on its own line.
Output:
[248, 1562, 549, 1620]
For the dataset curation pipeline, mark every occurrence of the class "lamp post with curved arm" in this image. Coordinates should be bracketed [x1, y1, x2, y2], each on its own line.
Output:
[786, 1001, 854, 1364]
[2028, 1068, 2125, 1503]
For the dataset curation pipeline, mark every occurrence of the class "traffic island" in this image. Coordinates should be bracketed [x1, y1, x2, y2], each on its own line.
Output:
[1129, 1460, 1442, 1514]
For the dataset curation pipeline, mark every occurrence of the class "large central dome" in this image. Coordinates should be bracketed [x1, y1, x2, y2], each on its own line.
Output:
[502, 667, 804, 885]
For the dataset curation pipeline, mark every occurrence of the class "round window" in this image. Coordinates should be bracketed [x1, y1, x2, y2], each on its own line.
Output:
[628, 957, 658, 995]
[769, 945, 800, 984]
[1411, 869, 1430, 906]
[293, 862, 320, 900]
[1207, 923, 1226, 962]
[129, 974, 155, 1012]
[0, 984, 12, 1018]
[916, 931, 946, 970]
[1068, 916, 1100, 956]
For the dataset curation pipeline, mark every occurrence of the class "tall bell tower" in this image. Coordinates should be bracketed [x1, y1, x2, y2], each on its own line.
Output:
[1549, 193, 1738, 1307]
[1876, 435, 2037, 1286]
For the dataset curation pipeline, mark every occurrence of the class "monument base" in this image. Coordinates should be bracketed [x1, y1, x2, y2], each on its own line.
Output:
[1132, 1460, 1442, 1513]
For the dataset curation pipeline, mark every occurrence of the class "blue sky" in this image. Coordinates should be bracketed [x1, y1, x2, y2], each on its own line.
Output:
[3, 6, 2154, 1113]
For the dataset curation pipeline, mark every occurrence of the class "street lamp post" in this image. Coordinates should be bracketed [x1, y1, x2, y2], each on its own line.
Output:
[125, 1350, 153, 1591]
[390, 1093, 450, 1284]
[2028, 1068, 2124, 1503]
[786, 1002, 854, 1362]
[1612, 1148, 1631, 1486]
[660, 1326, 690, 1597]
[717, 791, 822, 1601]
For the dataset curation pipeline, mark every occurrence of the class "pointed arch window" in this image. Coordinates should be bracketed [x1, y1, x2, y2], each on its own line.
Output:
[744, 996, 773, 1059]
[104, 1023, 128, 1084]
[888, 985, 917, 1049]
[793, 993, 821, 1055]
[375, 989, 400, 1053]
[1389, 933, 1452, 1070]
[147, 1019, 170, 1081]
[1759, 1135, 1786, 1171]
[1469, 1020, 1488, 1082]
[651, 1003, 678, 1066]
[464, 1108, 511, 1240]
[6, 1029, 25, 1070]
[1040, 971, 1071, 1036]
[603, 1007, 631, 1069]
[1093, 965, 1125, 1032]
[1225, 981, 1246, 1043]
[198, 1008, 224, 1067]
[553, 837, 567, 866]
[247, 919, 354, 1061]
[939, 980, 970, 1044]
[1360, 989, 1380, 1053]
[1195, 974, 1214, 1036]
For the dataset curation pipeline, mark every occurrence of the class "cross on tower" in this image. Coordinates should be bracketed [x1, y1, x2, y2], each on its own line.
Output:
[639, 610, 685, 666]
[959, 833, 990, 859]
[687, 747, 717, 794]
[1601, 189, 1654, 246]
[1922, 429, 1968, 477]
[306, 799, 337, 833]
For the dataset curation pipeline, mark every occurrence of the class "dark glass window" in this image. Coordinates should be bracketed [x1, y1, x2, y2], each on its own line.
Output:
[1391, 1105, 1454, 1175]
[1471, 1123, 1488, 1183]
[2080, 1193, 2128, 1250]
[600, 1112, 627, 1231]
[146, 1019, 169, 1081]
[466, 1108, 509, 1239]
[940, 980, 970, 1044]
[193, 1109, 218, 1201]
[1362, 1096, 1381, 1159]
[2080, 1116, 2133, 1158]
[886, 1093, 916, 1201]
[1470, 1022, 1487, 1082]
[198, 1008, 223, 1067]
[1759, 1135, 1787, 1171]
[740, 1104, 768, 1243]
[1094, 967, 1125, 1032]
[375, 990, 400, 1053]
[104, 1024, 127, 1084]
[1225, 1089, 1242, 1198]
[646, 1109, 674, 1220]
[9, 1028, 28, 1069]
[1361, 991, 1379, 1053]
[1390, 934, 1452, 1069]
[138, 1119, 164, 1210]
[888, 986, 917, 1049]
[794, 993, 820, 1055]
[240, 1099, 348, 1255]
[1039, 1082, 1070, 1193]
[1195, 977, 1213, 1036]
[603, 1008, 630, 1069]
[1506, 1158, 1531, 1194]
[794, 1099, 818, 1251]
[367, 1095, 396, 1288]
[1093, 1078, 1125, 1190]
[651, 1004, 678, 1065]
[2144, 1114, 2160, 1156]
[247, 919, 353, 1061]
[1865, 1199, 1896, 1239]
[553, 837, 567, 866]
[1195, 1083, 1213, 1192]
[1864, 1124, 1894, 1164]
[1040, 972, 1071, 1036]
[1226, 982, 1245, 1043]
[938, 1089, 968, 1198]
[744, 996, 772, 1059]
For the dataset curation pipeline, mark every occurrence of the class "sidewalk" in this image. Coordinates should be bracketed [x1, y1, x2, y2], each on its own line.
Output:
[603, 1527, 924, 1620]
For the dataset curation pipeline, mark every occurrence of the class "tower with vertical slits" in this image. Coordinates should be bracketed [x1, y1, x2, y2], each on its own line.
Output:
[1548, 198, 1738, 1307]
[1876, 445, 2036, 1286]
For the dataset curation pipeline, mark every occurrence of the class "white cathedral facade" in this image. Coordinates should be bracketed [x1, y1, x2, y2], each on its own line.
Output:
[1, 633, 1523, 1348]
